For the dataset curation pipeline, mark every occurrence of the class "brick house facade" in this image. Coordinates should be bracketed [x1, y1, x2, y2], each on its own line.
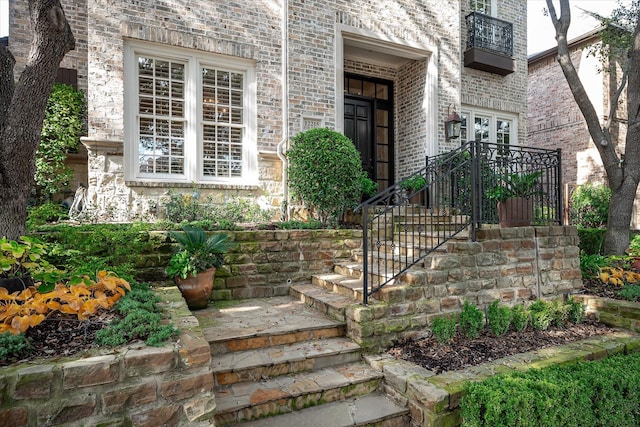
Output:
[527, 29, 637, 227]
[9, 0, 527, 221]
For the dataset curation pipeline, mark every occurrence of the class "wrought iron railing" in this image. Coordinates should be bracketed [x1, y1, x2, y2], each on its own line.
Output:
[356, 141, 561, 305]
[465, 11, 513, 57]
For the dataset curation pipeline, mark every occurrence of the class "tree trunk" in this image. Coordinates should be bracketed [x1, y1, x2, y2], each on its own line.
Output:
[0, 0, 74, 239]
[546, 0, 640, 255]
[605, 178, 638, 254]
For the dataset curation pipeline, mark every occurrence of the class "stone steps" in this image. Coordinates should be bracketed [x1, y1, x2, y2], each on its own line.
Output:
[196, 296, 408, 426]
[211, 337, 362, 386]
[214, 362, 386, 426]
[233, 393, 409, 427]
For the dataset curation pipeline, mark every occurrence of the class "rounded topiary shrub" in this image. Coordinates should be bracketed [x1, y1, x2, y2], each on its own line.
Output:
[287, 128, 368, 224]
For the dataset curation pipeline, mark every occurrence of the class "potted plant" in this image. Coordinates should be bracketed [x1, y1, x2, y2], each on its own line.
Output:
[400, 174, 427, 205]
[166, 224, 236, 309]
[486, 171, 543, 227]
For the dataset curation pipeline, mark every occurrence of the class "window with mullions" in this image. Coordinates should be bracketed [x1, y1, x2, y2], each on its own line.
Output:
[137, 57, 186, 175]
[470, 0, 492, 15]
[202, 68, 244, 178]
[460, 110, 516, 148]
[126, 41, 255, 184]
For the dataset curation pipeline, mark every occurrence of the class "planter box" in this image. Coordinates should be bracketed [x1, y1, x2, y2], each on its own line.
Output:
[0, 287, 215, 426]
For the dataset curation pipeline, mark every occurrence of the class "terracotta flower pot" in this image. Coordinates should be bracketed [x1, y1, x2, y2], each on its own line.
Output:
[174, 267, 216, 310]
[498, 197, 533, 228]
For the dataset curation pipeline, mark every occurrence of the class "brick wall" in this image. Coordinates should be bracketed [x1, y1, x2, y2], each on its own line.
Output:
[458, 0, 528, 151]
[527, 35, 640, 227]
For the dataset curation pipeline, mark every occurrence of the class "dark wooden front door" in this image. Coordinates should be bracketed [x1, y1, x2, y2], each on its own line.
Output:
[343, 75, 394, 193]
[344, 98, 374, 180]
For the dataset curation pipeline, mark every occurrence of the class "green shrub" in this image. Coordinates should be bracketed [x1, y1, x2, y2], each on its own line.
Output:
[529, 300, 553, 331]
[579, 251, 608, 277]
[487, 300, 512, 337]
[510, 303, 529, 332]
[566, 297, 586, 323]
[577, 228, 607, 256]
[287, 128, 370, 224]
[570, 183, 611, 229]
[549, 299, 569, 327]
[34, 223, 154, 282]
[459, 300, 484, 339]
[0, 332, 31, 362]
[461, 353, 640, 427]
[430, 315, 457, 344]
[36, 83, 86, 201]
[277, 219, 324, 229]
[618, 284, 640, 302]
[27, 202, 69, 229]
[164, 191, 271, 226]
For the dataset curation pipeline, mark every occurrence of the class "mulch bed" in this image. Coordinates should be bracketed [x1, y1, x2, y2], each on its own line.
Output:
[387, 319, 616, 374]
[1, 310, 120, 366]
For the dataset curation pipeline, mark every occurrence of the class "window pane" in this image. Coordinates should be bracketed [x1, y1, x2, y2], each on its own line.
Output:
[135, 55, 186, 176]
[376, 84, 389, 100]
[363, 81, 375, 97]
[201, 65, 245, 178]
[474, 116, 490, 142]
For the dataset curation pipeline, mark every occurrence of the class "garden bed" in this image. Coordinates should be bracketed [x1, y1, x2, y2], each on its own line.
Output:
[387, 320, 616, 374]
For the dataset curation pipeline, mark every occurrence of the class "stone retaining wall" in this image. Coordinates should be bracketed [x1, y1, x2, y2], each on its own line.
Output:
[575, 294, 640, 333]
[0, 287, 214, 427]
[136, 229, 363, 301]
[346, 226, 583, 352]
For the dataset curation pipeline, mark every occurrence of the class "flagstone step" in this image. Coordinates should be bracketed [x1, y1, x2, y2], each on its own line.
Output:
[211, 337, 362, 386]
[233, 393, 409, 427]
[290, 283, 357, 322]
[193, 296, 347, 355]
[214, 362, 384, 426]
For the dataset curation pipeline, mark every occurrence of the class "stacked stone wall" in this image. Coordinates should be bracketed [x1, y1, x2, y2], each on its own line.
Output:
[346, 226, 583, 351]
[0, 287, 215, 427]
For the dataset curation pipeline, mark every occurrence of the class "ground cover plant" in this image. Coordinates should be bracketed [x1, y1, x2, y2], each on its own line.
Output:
[387, 298, 607, 374]
[461, 352, 640, 426]
[0, 236, 177, 365]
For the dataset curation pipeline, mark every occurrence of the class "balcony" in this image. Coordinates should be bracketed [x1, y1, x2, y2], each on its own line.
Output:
[464, 12, 515, 76]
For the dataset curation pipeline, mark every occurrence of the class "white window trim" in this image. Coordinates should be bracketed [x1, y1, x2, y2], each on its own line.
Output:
[470, 0, 497, 16]
[124, 40, 257, 185]
[460, 106, 518, 145]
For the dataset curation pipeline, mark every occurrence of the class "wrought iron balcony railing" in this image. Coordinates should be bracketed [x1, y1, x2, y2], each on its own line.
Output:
[466, 11, 513, 57]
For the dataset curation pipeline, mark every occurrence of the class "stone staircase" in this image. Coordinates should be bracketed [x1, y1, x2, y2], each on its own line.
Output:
[194, 207, 468, 426]
[196, 295, 408, 426]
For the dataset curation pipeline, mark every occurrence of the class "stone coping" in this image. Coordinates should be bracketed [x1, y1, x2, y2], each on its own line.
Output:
[365, 331, 640, 427]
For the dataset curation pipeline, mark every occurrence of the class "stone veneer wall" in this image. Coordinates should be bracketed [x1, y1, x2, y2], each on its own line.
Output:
[135, 229, 364, 301]
[346, 226, 582, 352]
[0, 287, 215, 427]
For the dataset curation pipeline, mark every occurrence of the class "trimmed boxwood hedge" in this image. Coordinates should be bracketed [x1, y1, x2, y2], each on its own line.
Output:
[461, 352, 640, 427]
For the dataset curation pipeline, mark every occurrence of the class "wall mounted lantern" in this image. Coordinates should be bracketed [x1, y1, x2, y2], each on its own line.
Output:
[445, 109, 462, 140]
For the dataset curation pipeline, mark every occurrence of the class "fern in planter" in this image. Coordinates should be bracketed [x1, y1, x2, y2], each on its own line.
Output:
[486, 171, 543, 202]
[486, 171, 543, 227]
